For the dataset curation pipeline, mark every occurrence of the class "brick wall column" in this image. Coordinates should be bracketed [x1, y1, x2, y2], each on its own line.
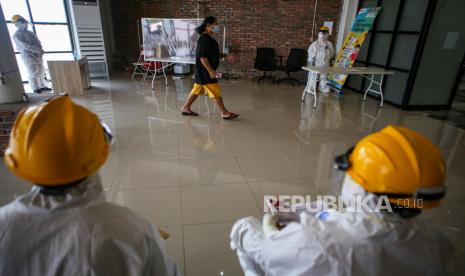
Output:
[111, 0, 343, 77]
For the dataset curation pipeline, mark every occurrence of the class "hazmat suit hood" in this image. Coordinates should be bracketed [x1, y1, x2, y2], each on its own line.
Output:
[22, 174, 105, 211]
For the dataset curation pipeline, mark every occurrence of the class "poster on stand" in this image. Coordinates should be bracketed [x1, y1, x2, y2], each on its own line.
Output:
[328, 7, 381, 90]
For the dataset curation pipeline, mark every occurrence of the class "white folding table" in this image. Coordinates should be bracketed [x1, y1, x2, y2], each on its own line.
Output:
[145, 57, 196, 90]
[302, 66, 394, 108]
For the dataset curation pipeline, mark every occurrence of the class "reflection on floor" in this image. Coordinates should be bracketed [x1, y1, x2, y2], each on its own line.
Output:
[1, 72, 464, 275]
[428, 110, 465, 130]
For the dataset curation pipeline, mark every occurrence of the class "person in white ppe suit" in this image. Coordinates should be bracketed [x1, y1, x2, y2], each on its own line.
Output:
[11, 15, 51, 94]
[0, 96, 180, 276]
[307, 26, 334, 93]
[230, 125, 453, 276]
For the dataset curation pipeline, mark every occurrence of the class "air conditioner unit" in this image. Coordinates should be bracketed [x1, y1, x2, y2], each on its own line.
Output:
[68, 0, 109, 78]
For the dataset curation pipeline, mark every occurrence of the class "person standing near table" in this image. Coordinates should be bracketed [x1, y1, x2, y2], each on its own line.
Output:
[307, 26, 335, 93]
[181, 16, 239, 120]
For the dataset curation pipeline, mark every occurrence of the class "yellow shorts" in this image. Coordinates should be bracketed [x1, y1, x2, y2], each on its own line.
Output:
[190, 83, 222, 98]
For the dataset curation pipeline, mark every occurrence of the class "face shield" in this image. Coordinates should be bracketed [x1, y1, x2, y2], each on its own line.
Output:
[318, 31, 329, 41]
[101, 121, 114, 145]
[332, 146, 380, 210]
[15, 19, 29, 30]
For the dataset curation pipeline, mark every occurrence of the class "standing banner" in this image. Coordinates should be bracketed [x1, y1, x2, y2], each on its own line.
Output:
[328, 7, 381, 90]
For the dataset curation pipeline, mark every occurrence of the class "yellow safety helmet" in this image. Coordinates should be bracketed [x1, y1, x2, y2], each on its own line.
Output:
[11, 15, 26, 24]
[319, 26, 330, 33]
[335, 125, 446, 209]
[4, 96, 111, 186]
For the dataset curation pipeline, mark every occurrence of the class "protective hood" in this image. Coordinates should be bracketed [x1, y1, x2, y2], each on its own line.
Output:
[18, 174, 105, 211]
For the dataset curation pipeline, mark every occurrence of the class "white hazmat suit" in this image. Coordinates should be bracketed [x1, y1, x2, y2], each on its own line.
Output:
[0, 174, 180, 276]
[12, 22, 48, 92]
[307, 32, 334, 93]
[230, 175, 453, 276]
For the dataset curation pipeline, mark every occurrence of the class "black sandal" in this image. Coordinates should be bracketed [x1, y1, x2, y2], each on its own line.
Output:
[222, 113, 239, 120]
[182, 110, 199, 116]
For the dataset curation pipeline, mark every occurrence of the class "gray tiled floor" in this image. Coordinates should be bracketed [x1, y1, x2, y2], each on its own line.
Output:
[2, 73, 464, 275]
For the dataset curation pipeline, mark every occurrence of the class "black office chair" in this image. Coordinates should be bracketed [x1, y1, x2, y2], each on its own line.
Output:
[254, 48, 278, 84]
[276, 48, 307, 86]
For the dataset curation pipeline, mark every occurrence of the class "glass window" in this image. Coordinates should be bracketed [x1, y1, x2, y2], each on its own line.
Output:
[1, 0, 74, 88]
[28, 0, 67, 23]
[0, 0, 30, 21]
[383, 71, 410, 105]
[34, 24, 72, 52]
[375, 0, 400, 31]
[360, 0, 378, 8]
[346, 62, 365, 91]
[399, 0, 429, 31]
[357, 33, 372, 62]
[369, 33, 392, 65]
[43, 52, 74, 63]
[390, 34, 419, 70]
[6, 23, 19, 51]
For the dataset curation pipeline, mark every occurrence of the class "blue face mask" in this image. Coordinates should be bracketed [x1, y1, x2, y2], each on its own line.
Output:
[212, 25, 221, 33]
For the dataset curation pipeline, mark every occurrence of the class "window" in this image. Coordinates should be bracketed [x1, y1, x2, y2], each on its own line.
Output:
[1, 0, 74, 83]
[346, 0, 432, 106]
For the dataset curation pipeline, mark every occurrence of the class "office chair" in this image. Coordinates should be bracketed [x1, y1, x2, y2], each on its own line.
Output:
[254, 48, 278, 84]
[276, 48, 307, 86]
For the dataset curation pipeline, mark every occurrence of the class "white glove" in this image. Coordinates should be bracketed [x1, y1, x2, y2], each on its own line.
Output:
[262, 213, 280, 237]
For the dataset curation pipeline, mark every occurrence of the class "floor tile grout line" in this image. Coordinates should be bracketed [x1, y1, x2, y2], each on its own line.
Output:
[112, 175, 320, 192]
[176, 158, 188, 275]
[232, 155, 262, 214]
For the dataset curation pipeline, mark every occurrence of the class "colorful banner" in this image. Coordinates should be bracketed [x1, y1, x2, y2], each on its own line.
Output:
[328, 7, 381, 90]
